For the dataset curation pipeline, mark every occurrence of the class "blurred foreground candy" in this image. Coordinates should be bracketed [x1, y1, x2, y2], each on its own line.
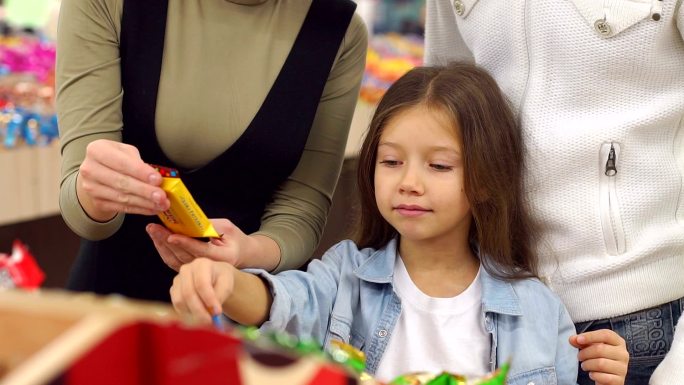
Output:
[0, 239, 45, 289]
[390, 363, 509, 385]
[235, 326, 370, 377]
[329, 339, 366, 374]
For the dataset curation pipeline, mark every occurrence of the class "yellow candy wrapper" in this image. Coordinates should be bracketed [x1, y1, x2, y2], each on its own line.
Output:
[152, 165, 220, 238]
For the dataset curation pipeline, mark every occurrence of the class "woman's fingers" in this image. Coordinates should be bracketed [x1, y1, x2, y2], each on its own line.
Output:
[574, 330, 629, 363]
[571, 329, 629, 385]
[81, 159, 168, 210]
[147, 224, 185, 271]
[167, 234, 240, 265]
[577, 339, 628, 362]
[147, 224, 202, 270]
[79, 140, 170, 217]
[86, 140, 160, 185]
[167, 235, 214, 258]
[574, 329, 626, 348]
[210, 218, 236, 233]
[84, 182, 161, 215]
[587, 370, 624, 385]
[580, 357, 626, 379]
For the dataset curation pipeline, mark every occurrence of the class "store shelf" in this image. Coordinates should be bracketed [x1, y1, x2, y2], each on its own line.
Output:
[0, 143, 61, 226]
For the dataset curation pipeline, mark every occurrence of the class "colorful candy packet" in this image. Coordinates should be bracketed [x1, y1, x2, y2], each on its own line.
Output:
[225, 325, 509, 385]
[389, 363, 509, 385]
[151, 164, 220, 238]
[0, 239, 45, 290]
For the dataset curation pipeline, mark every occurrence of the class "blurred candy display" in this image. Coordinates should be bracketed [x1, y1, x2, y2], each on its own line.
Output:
[360, 33, 423, 104]
[0, 33, 58, 149]
[0, 239, 45, 290]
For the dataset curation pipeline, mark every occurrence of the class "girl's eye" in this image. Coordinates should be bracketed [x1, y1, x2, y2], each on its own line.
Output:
[379, 160, 401, 167]
[430, 164, 453, 171]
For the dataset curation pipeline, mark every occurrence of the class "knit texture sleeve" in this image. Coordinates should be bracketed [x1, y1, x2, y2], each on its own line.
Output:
[254, 14, 367, 273]
[677, 0, 684, 40]
[56, 0, 126, 240]
[424, 0, 474, 66]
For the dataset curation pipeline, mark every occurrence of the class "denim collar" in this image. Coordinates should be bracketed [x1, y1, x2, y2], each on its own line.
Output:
[354, 238, 523, 316]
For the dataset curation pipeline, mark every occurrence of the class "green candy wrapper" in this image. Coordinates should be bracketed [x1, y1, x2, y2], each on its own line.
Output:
[389, 363, 509, 385]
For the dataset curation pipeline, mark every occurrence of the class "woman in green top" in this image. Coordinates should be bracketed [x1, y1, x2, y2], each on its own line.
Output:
[56, 0, 367, 301]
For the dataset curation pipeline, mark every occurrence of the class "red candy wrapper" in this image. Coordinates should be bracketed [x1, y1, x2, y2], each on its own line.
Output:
[0, 239, 45, 289]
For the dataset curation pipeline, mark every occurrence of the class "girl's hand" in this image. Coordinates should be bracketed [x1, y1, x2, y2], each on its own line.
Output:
[570, 329, 629, 385]
[76, 139, 170, 221]
[146, 219, 250, 271]
[169, 258, 235, 324]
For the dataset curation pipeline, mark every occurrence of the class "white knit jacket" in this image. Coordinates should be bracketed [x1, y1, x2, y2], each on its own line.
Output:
[426, 0, 684, 383]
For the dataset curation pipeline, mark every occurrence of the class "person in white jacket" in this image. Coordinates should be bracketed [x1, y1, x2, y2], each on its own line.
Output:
[424, 1, 684, 384]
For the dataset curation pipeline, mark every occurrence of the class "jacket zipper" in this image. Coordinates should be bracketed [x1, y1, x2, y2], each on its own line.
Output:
[599, 142, 626, 255]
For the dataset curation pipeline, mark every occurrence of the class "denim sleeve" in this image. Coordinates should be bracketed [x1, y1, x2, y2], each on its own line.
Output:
[556, 304, 579, 385]
[245, 242, 350, 344]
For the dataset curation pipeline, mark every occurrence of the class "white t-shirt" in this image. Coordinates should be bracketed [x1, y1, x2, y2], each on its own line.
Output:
[374, 257, 490, 382]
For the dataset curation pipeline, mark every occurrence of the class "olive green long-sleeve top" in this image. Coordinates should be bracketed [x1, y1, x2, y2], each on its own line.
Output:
[57, 0, 367, 272]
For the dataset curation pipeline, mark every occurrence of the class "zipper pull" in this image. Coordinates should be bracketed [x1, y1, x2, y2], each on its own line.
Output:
[605, 143, 617, 176]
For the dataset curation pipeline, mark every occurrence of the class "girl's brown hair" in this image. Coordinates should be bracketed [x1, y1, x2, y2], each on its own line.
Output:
[354, 62, 538, 279]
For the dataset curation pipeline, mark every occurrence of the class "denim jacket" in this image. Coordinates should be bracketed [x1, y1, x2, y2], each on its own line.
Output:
[252, 239, 579, 385]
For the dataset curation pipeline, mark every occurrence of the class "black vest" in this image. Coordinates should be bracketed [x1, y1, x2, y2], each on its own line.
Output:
[67, 0, 356, 302]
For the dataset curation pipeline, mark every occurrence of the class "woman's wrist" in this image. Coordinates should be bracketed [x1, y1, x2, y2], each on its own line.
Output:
[75, 172, 118, 222]
[241, 234, 281, 271]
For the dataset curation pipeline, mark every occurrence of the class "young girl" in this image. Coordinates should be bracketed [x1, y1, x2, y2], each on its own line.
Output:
[169, 63, 628, 385]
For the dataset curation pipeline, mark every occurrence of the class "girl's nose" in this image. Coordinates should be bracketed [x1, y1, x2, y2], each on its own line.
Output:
[399, 167, 424, 195]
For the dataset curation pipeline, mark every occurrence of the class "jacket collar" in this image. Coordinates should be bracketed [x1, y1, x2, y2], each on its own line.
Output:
[479, 268, 523, 316]
[354, 238, 523, 316]
[354, 238, 399, 284]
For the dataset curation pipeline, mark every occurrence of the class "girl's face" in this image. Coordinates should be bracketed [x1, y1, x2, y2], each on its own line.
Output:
[374, 105, 472, 246]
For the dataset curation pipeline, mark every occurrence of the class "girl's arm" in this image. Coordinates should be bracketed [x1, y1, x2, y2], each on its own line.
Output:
[169, 241, 354, 340]
[170, 258, 272, 326]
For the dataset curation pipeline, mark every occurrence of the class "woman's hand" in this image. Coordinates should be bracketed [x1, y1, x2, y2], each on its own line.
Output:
[147, 218, 276, 271]
[170, 258, 235, 324]
[76, 139, 170, 221]
[570, 329, 629, 385]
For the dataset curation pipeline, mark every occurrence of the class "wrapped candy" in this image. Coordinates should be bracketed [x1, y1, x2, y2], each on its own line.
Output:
[221, 326, 509, 385]
[152, 164, 220, 238]
[389, 364, 509, 385]
[0, 239, 45, 290]
[235, 326, 367, 377]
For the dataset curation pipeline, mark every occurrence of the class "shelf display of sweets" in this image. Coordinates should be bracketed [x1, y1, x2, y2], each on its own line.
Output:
[0, 34, 58, 148]
[360, 32, 423, 104]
